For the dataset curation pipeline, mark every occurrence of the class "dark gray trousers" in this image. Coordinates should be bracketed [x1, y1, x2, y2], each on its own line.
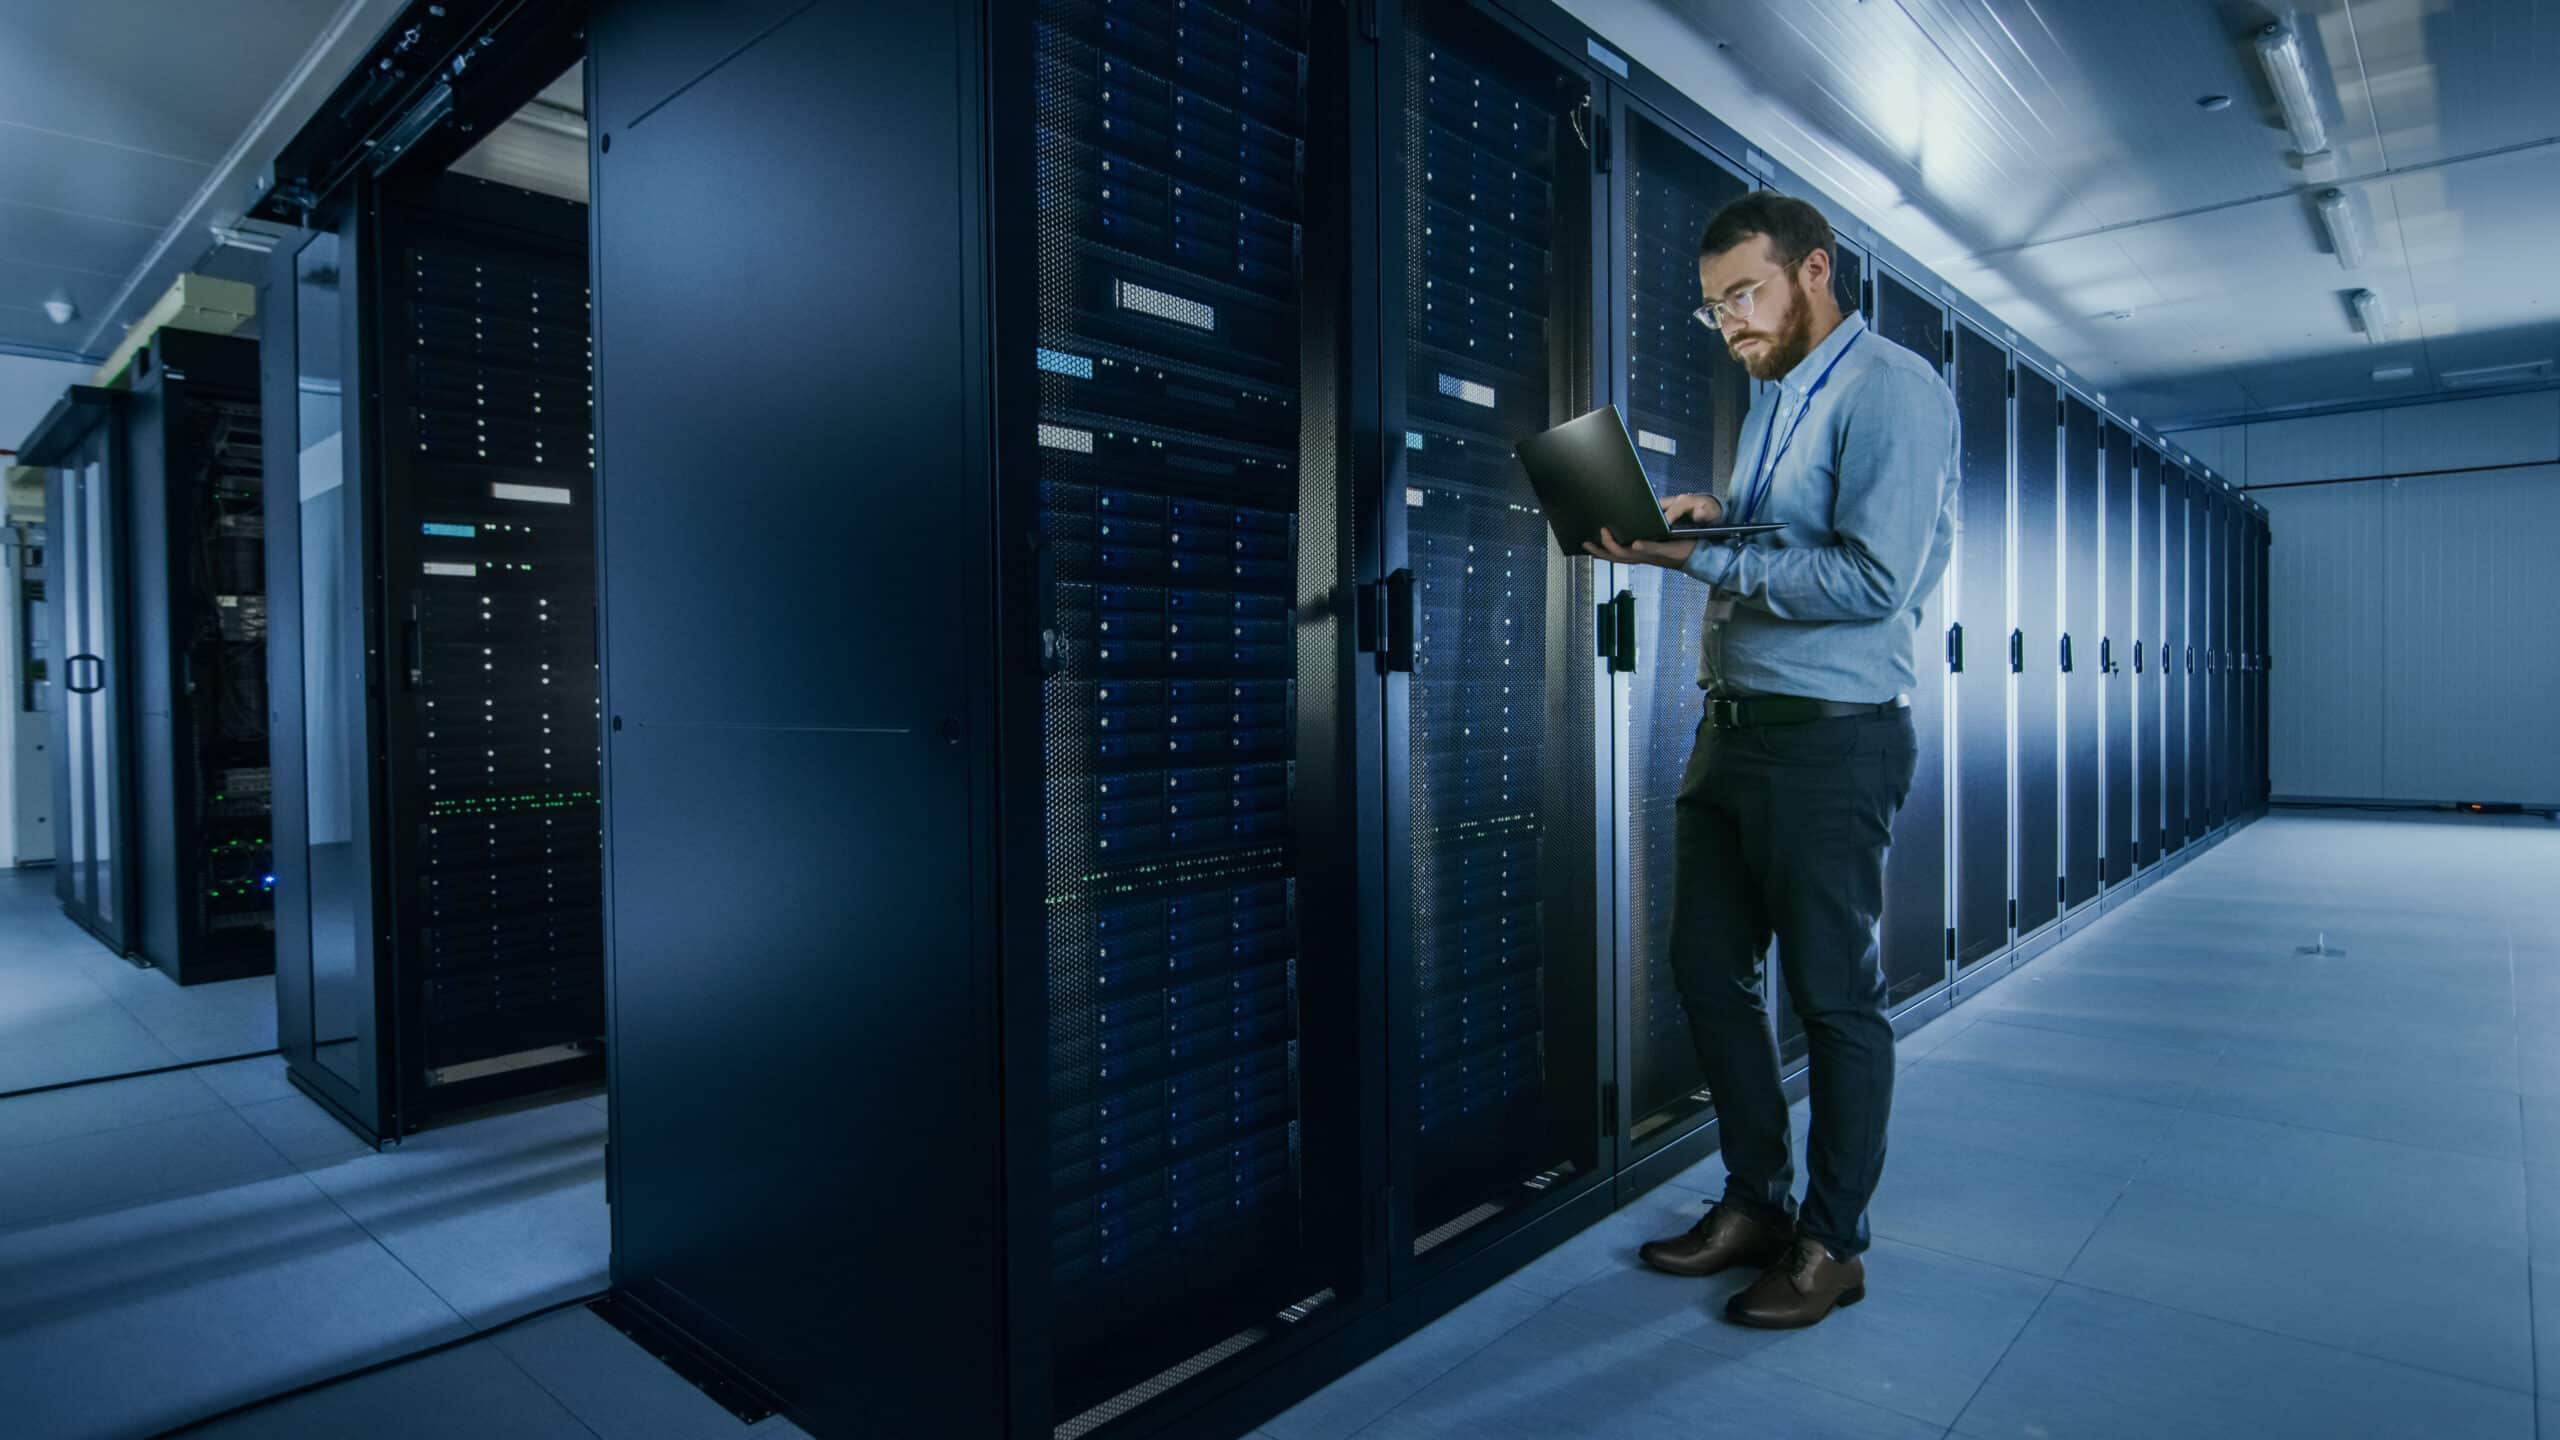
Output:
[1667, 704, 1917, 1258]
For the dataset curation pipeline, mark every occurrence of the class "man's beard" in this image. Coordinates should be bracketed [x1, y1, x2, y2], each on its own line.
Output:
[1729, 295, 1816, 382]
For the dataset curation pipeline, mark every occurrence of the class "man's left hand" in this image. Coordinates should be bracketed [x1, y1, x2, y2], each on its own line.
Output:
[1583, 527, 1697, 569]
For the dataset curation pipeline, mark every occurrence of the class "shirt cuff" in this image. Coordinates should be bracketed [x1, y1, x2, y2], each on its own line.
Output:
[1683, 540, 1737, 589]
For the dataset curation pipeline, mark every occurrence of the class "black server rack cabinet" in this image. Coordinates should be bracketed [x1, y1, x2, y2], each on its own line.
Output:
[1773, 235, 1870, 1073]
[593, 3, 1382, 1436]
[2256, 517, 2271, 811]
[1950, 321, 2009, 972]
[2227, 500, 2246, 822]
[2162, 459, 2187, 856]
[1605, 96, 1751, 1170]
[1381, 0, 1609, 1289]
[2059, 394, 2099, 910]
[2012, 365, 2061, 936]
[121, 330, 276, 984]
[24, 388, 138, 952]
[2098, 421, 2131, 888]
[1868, 267, 1950, 1010]
[2202, 487, 2225, 830]
[262, 172, 603, 1147]
[2136, 441, 2162, 868]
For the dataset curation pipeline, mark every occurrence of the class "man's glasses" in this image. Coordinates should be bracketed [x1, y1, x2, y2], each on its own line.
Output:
[1693, 276, 1772, 331]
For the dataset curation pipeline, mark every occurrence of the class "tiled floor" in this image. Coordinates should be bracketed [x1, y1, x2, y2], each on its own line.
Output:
[10, 810, 2558, 1439]
[0, 867, 277, 1095]
[0, 1050, 613, 1438]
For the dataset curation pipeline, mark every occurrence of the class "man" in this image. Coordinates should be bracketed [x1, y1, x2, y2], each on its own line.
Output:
[1584, 192, 1957, 1329]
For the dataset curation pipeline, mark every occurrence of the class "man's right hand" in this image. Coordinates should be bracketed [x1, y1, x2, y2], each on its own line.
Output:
[1662, 493, 1725, 526]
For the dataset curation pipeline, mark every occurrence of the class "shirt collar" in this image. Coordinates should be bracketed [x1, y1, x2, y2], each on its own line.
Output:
[1778, 311, 1866, 397]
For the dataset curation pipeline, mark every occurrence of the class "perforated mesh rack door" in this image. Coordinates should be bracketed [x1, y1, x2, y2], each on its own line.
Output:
[1951, 322, 2009, 970]
[390, 230, 603, 1082]
[1397, 1, 1598, 1254]
[1030, 0, 1338, 1422]
[1617, 111, 1746, 1146]
[2013, 367, 2061, 933]
[1871, 269, 1948, 1009]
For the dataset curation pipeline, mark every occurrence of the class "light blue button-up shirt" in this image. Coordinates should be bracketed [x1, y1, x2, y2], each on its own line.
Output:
[1681, 311, 1960, 704]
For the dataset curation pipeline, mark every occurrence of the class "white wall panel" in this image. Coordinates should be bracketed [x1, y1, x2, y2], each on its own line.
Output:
[2380, 468, 2560, 805]
[2246, 409, 2386, 487]
[2211, 391, 2560, 807]
[2381, 391, 2560, 475]
[2258, 483, 2387, 800]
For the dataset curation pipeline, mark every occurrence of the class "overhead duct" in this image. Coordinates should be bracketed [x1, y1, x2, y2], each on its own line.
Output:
[89, 274, 258, 389]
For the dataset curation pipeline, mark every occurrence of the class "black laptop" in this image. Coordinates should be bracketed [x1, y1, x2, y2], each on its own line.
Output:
[1513, 404, 1785, 558]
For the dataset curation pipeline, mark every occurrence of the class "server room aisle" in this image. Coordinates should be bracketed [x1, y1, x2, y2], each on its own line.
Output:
[0, 1043, 608, 1438]
[152, 811, 2555, 1440]
[0, 867, 276, 1096]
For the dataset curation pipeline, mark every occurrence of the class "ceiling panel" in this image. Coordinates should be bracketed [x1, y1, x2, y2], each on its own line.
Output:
[1595, 0, 2560, 427]
[0, 2, 348, 163]
[0, 127, 208, 231]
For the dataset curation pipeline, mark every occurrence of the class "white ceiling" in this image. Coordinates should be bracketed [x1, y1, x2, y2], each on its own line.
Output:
[1568, 0, 2560, 427]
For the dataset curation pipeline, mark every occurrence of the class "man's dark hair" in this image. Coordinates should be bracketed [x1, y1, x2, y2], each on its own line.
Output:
[1698, 191, 1835, 271]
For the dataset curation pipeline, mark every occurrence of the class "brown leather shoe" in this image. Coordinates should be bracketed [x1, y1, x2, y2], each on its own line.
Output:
[1636, 1202, 1792, 1278]
[1723, 1237, 1867, 1328]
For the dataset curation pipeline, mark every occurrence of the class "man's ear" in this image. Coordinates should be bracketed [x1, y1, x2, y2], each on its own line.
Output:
[1800, 245, 1834, 298]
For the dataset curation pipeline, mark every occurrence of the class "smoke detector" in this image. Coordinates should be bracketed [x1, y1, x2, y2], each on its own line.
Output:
[42, 298, 77, 325]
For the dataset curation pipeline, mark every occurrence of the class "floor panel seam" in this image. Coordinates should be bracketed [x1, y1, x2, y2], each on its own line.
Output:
[2049, 1275, 2539, 1398]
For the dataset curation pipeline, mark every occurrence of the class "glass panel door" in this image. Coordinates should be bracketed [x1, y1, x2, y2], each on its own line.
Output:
[1387, 0, 1602, 1266]
[1612, 106, 1748, 1153]
[294, 230, 369, 1089]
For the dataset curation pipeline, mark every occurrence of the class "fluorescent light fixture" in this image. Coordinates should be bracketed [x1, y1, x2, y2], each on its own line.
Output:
[2370, 364, 2415, 382]
[2256, 22, 2329, 157]
[2441, 359, 2553, 389]
[2350, 287, 2390, 343]
[2314, 188, 2363, 268]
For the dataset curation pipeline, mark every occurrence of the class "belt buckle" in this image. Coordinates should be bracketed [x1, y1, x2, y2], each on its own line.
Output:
[1709, 697, 1742, 729]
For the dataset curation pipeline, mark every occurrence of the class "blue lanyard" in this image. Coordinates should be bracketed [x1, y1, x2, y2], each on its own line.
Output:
[1733, 329, 1863, 525]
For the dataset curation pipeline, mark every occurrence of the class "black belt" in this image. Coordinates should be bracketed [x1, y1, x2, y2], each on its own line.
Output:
[1706, 693, 1909, 730]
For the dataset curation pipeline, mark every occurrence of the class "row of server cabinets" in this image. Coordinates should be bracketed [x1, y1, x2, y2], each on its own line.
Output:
[581, 1, 2270, 1437]
[18, 331, 275, 984]
[255, 171, 605, 1143]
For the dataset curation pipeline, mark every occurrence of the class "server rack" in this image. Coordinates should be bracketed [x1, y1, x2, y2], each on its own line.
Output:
[261, 171, 602, 1146]
[22, 388, 137, 952]
[1868, 267, 1950, 1009]
[2098, 421, 2131, 887]
[2059, 395, 2100, 910]
[1383, 0, 1607, 1279]
[2255, 517, 2271, 812]
[1950, 321, 2008, 971]
[2012, 365, 2061, 936]
[2203, 488, 2226, 829]
[2169, 461, 2192, 849]
[1607, 98, 1750, 1159]
[121, 331, 275, 983]
[2137, 440, 2162, 868]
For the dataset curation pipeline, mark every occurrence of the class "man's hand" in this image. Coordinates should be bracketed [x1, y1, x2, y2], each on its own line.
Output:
[1581, 493, 1725, 569]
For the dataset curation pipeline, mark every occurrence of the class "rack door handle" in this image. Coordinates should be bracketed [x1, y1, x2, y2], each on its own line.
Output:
[1947, 621, 1964, 674]
[65, 653, 104, 695]
[2009, 628, 2024, 674]
[1611, 589, 1636, 672]
[1032, 536, 1062, 676]
[2060, 634, 2074, 673]
[1381, 568, 1417, 673]
[2134, 640, 2144, 674]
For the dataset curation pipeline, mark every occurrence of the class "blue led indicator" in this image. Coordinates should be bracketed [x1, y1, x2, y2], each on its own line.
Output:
[422, 523, 477, 538]
[1037, 348, 1095, 379]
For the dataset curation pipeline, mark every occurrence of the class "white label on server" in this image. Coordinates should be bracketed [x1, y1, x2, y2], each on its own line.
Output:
[1438, 373, 1496, 408]
[424, 561, 479, 578]
[1637, 429, 1678, 455]
[1037, 424, 1096, 454]
[1407, 488, 1426, 507]
[491, 482, 573, 505]
[1116, 279, 1216, 331]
